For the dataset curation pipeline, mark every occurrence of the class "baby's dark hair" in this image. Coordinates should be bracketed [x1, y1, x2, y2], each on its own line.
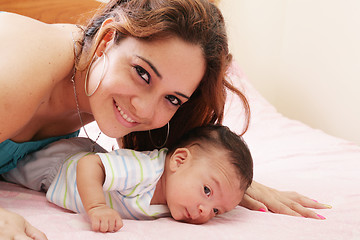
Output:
[168, 124, 253, 191]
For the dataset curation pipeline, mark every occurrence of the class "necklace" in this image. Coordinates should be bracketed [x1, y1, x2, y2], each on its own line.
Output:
[70, 32, 101, 151]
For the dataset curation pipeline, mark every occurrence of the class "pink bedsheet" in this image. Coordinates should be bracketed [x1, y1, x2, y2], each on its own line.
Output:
[1, 62, 359, 239]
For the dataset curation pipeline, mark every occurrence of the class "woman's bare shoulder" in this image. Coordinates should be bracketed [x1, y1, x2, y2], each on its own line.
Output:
[0, 13, 75, 141]
[0, 13, 75, 74]
[0, 13, 66, 82]
[0, 12, 50, 38]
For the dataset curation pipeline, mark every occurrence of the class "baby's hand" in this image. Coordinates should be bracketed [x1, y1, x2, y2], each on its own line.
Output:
[87, 205, 123, 232]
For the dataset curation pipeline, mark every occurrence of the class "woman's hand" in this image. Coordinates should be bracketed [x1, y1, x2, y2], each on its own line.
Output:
[0, 208, 47, 240]
[240, 181, 331, 219]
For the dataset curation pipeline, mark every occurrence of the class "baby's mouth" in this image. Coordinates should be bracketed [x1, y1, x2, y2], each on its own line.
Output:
[186, 208, 191, 219]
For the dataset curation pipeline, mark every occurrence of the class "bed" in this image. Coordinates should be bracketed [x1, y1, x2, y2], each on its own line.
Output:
[1, 0, 360, 239]
[1, 61, 359, 239]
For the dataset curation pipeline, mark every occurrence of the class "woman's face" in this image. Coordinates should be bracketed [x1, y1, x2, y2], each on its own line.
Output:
[87, 36, 206, 138]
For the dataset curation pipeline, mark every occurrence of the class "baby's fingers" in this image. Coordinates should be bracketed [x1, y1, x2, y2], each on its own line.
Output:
[114, 218, 123, 232]
[99, 219, 110, 233]
[97, 217, 123, 233]
[106, 218, 122, 232]
[91, 218, 101, 232]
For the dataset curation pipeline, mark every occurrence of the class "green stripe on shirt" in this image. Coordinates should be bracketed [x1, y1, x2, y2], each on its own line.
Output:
[125, 151, 144, 197]
[105, 154, 115, 191]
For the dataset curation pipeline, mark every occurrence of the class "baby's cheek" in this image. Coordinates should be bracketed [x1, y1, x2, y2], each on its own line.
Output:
[169, 207, 182, 221]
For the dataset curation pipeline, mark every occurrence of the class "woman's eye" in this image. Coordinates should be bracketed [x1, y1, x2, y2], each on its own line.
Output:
[134, 65, 150, 84]
[204, 186, 211, 196]
[166, 95, 182, 106]
[213, 208, 219, 215]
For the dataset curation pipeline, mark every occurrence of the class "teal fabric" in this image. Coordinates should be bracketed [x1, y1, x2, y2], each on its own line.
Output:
[0, 131, 80, 174]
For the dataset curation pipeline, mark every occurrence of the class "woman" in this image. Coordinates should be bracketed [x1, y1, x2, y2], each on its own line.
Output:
[0, 0, 327, 239]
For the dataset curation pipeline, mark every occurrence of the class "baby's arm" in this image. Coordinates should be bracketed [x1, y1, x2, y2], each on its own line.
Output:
[76, 154, 123, 232]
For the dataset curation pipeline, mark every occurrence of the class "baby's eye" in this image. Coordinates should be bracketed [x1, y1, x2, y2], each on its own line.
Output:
[134, 65, 150, 84]
[204, 186, 211, 196]
[165, 95, 182, 106]
[213, 208, 219, 215]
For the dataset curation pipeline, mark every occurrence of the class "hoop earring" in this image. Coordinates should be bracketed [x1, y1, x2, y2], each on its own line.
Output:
[149, 123, 170, 148]
[84, 52, 107, 97]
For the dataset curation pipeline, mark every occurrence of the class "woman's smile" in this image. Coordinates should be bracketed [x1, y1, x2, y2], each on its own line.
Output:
[118, 108, 136, 123]
[113, 99, 139, 127]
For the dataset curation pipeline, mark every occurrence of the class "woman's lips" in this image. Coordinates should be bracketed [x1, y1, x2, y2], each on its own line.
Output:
[117, 106, 136, 123]
[113, 100, 138, 126]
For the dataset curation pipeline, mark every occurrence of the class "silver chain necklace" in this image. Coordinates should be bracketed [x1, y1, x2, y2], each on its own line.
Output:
[70, 32, 101, 151]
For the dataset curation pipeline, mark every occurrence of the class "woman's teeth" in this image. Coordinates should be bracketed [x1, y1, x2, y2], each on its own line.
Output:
[117, 106, 136, 123]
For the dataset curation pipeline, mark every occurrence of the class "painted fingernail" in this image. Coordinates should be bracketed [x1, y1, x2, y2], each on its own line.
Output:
[323, 204, 332, 209]
[259, 208, 267, 212]
[311, 199, 318, 202]
[317, 214, 326, 220]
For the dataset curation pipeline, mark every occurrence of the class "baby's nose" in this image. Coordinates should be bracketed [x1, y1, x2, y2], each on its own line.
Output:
[198, 204, 212, 219]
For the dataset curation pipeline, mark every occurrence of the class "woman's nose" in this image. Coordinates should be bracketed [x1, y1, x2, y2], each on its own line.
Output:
[131, 95, 156, 120]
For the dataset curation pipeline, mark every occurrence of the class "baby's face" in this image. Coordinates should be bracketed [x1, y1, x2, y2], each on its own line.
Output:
[165, 149, 244, 224]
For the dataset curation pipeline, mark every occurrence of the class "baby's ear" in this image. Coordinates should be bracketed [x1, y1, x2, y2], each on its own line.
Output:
[169, 148, 191, 172]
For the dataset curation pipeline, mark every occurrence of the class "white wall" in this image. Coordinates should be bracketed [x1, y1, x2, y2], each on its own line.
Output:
[219, 0, 360, 145]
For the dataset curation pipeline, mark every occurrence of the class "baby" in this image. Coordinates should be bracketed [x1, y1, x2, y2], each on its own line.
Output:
[2, 124, 253, 232]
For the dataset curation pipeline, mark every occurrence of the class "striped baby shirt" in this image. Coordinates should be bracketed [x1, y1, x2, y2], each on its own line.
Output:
[46, 148, 170, 220]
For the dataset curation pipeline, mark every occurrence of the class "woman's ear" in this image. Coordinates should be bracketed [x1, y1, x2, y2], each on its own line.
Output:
[95, 18, 116, 56]
[168, 148, 191, 172]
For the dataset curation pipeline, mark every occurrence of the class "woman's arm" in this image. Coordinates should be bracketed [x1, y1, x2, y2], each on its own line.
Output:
[76, 154, 123, 232]
[240, 181, 331, 219]
[0, 13, 67, 240]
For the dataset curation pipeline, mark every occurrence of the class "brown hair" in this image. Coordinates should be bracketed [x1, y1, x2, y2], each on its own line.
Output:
[78, 0, 250, 150]
[168, 124, 253, 191]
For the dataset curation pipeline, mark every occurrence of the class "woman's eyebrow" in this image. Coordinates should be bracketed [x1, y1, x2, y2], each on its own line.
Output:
[136, 55, 162, 78]
[175, 92, 190, 100]
[136, 55, 190, 100]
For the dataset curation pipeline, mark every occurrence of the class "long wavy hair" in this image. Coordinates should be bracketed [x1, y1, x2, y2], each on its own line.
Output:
[77, 0, 250, 150]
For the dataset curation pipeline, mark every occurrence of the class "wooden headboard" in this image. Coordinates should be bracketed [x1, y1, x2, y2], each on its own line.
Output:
[0, 0, 103, 24]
